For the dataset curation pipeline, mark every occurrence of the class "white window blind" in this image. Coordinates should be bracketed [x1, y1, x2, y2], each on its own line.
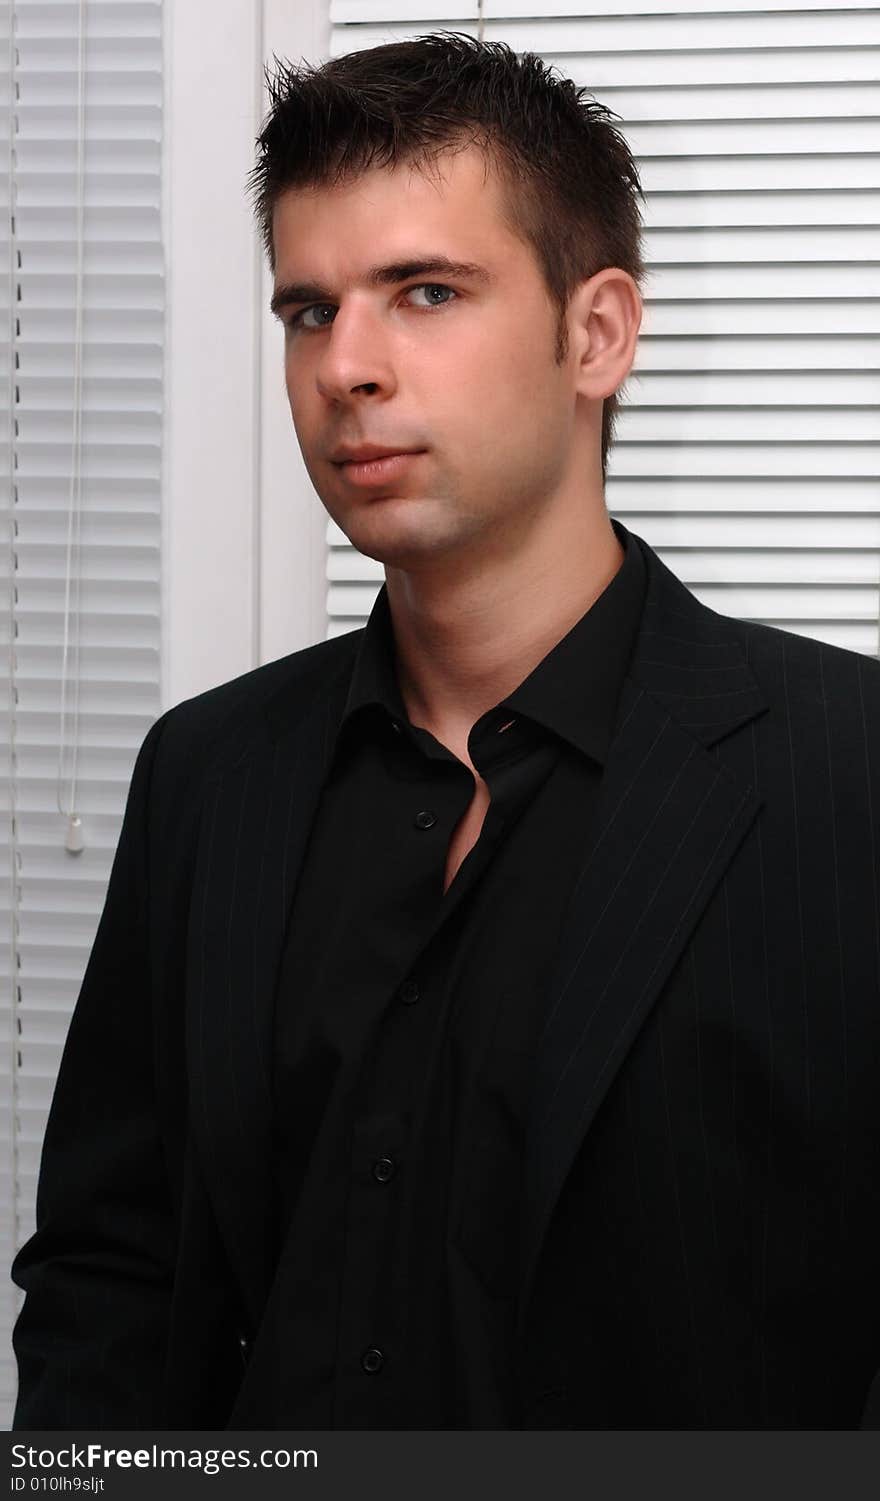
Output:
[323, 2, 880, 656]
[1, 0, 163, 1427]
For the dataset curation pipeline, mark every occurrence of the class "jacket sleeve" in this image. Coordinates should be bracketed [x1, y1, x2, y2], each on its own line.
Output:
[861, 1366, 880, 1429]
[10, 709, 177, 1429]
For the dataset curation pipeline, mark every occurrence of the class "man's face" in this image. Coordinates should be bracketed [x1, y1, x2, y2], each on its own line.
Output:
[271, 144, 591, 576]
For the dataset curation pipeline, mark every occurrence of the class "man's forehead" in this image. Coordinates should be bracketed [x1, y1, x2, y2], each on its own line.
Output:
[272, 148, 498, 228]
[270, 156, 516, 309]
[288, 138, 492, 193]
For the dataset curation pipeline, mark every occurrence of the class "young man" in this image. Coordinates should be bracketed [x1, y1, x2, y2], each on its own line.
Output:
[11, 33, 880, 1430]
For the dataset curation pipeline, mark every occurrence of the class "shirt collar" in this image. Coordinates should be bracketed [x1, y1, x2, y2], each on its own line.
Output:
[337, 516, 646, 768]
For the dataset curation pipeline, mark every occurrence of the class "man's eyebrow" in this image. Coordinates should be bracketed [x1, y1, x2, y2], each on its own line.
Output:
[270, 256, 494, 318]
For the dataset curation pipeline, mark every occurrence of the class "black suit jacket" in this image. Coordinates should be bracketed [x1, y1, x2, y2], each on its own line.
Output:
[10, 519, 880, 1429]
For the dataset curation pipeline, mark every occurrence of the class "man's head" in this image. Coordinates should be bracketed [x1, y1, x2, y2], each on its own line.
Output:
[247, 32, 645, 576]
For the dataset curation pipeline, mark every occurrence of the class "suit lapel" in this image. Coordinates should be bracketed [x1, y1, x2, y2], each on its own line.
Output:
[185, 650, 355, 1333]
[516, 524, 769, 1335]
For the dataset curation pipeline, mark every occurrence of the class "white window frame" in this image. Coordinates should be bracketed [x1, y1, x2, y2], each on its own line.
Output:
[163, 0, 329, 713]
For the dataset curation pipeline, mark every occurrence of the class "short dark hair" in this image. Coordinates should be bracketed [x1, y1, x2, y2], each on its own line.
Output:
[247, 30, 647, 486]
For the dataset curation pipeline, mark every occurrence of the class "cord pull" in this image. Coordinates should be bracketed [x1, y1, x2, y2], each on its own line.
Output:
[65, 813, 84, 855]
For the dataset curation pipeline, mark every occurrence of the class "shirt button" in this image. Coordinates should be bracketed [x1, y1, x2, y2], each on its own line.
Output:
[414, 809, 437, 829]
[398, 978, 420, 1005]
[361, 1346, 384, 1374]
[372, 1156, 396, 1183]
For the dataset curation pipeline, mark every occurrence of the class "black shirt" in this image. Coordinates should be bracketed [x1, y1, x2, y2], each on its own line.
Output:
[268, 519, 647, 1427]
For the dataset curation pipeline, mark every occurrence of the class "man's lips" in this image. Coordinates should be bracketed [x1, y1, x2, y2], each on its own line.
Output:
[335, 451, 425, 486]
[331, 444, 423, 464]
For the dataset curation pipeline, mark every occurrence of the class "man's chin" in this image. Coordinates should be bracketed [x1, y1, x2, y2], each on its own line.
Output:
[345, 535, 454, 570]
[331, 511, 467, 570]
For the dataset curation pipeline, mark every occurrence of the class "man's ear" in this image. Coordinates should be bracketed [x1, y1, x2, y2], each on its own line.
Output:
[568, 267, 643, 402]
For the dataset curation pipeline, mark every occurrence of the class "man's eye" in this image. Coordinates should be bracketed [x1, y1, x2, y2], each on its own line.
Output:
[286, 305, 331, 331]
[406, 283, 458, 311]
[286, 283, 458, 331]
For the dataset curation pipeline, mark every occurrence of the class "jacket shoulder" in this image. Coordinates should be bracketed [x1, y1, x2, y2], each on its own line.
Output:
[147, 629, 363, 790]
[732, 615, 880, 699]
[703, 614, 880, 767]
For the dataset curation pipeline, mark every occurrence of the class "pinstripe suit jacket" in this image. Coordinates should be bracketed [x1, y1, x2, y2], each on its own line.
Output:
[10, 518, 880, 1429]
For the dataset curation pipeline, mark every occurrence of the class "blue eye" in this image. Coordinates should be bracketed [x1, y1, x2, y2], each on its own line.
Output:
[286, 282, 458, 331]
[406, 283, 457, 311]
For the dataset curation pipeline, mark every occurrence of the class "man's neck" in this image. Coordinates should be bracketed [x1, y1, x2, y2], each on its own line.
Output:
[383, 508, 625, 756]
